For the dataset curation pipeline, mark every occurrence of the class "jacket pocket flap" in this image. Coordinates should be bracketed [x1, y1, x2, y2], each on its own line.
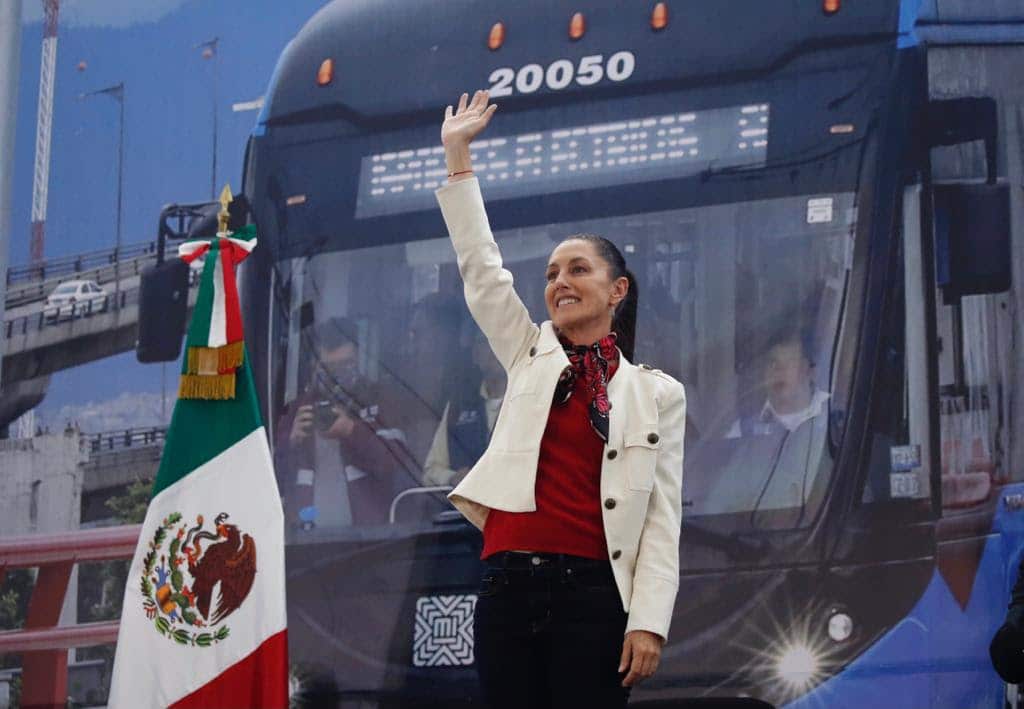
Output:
[624, 426, 661, 449]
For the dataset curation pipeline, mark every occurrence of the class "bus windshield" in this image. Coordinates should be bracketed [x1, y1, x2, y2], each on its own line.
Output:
[269, 188, 856, 537]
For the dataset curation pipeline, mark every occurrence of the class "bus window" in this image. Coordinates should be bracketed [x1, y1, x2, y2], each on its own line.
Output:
[684, 193, 852, 533]
[936, 294, 1008, 509]
[268, 190, 856, 539]
[271, 249, 455, 531]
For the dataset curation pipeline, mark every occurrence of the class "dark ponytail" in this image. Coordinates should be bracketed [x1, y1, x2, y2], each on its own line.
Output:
[615, 269, 639, 363]
[561, 234, 639, 362]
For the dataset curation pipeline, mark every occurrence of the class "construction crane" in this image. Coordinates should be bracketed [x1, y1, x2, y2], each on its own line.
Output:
[29, 0, 58, 264]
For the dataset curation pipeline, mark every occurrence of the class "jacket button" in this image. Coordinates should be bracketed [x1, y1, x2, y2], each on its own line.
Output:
[647, 432, 660, 444]
[529, 346, 537, 357]
[604, 498, 616, 510]
[611, 550, 622, 560]
[606, 449, 618, 460]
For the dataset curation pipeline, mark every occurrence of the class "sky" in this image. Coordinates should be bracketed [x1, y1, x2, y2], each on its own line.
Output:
[10, 0, 328, 431]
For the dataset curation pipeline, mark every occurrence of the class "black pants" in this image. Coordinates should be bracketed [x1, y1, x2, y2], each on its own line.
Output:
[473, 551, 631, 708]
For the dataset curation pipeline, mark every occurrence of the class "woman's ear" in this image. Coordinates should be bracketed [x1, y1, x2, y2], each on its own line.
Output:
[609, 275, 629, 306]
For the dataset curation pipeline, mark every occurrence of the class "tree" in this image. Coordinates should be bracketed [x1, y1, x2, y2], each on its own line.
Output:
[76, 479, 153, 681]
[105, 478, 153, 525]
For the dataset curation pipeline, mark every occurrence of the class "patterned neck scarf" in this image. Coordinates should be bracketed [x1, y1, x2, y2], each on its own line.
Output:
[552, 332, 619, 442]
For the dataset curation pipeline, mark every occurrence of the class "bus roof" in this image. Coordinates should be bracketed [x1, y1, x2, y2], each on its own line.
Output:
[259, 0, 900, 128]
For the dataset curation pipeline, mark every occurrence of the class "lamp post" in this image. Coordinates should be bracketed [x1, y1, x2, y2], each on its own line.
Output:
[0, 0, 23, 393]
[79, 81, 124, 308]
[196, 37, 219, 199]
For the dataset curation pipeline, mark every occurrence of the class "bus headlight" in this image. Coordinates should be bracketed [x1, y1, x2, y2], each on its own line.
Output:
[775, 642, 820, 691]
[828, 612, 854, 642]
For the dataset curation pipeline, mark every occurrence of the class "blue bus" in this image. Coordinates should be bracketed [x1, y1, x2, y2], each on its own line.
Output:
[150, 0, 1024, 706]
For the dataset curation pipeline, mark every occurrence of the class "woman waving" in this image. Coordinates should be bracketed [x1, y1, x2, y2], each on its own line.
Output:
[436, 90, 687, 708]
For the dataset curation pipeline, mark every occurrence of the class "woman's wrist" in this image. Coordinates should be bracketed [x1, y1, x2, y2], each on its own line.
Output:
[444, 142, 473, 181]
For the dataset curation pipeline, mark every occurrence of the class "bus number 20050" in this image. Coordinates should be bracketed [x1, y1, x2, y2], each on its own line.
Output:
[488, 52, 636, 97]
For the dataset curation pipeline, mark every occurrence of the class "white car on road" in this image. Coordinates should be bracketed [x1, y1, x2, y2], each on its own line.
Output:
[44, 279, 108, 320]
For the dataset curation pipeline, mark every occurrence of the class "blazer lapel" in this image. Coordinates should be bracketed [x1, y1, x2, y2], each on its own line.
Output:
[535, 322, 563, 357]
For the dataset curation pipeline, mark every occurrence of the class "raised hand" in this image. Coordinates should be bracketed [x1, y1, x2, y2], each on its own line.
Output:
[442, 90, 498, 149]
[289, 405, 314, 445]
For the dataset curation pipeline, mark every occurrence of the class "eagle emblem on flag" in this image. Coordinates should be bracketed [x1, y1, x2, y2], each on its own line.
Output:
[139, 511, 258, 647]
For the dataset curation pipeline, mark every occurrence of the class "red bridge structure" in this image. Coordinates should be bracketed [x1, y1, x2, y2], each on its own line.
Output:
[0, 525, 141, 709]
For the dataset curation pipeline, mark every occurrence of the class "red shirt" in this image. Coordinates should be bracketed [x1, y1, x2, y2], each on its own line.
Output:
[481, 361, 617, 560]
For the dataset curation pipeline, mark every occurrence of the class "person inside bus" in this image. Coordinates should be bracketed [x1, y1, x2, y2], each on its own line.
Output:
[399, 290, 468, 463]
[725, 326, 829, 439]
[437, 90, 686, 707]
[422, 322, 506, 487]
[700, 325, 832, 521]
[991, 552, 1024, 684]
[275, 316, 418, 529]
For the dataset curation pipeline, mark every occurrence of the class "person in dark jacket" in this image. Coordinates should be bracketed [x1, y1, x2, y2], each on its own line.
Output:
[423, 323, 506, 487]
[992, 555, 1024, 683]
[275, 316, 418, 528]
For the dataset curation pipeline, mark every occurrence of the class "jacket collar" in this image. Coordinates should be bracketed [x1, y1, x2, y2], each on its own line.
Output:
[536, 321, 632, 359]
[536, 321, 564, 356]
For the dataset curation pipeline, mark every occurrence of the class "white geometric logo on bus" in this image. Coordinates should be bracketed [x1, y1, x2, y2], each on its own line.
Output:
[413, 595, 476, 667]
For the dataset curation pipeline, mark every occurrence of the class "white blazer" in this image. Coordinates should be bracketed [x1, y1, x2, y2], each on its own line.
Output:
[435, 177, 686, 641]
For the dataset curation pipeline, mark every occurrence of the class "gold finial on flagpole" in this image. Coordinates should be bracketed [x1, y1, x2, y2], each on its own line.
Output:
[217, 184, 233, 234]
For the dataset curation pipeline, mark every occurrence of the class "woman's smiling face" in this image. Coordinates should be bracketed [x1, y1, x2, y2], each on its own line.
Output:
[544, 239, 626, 341]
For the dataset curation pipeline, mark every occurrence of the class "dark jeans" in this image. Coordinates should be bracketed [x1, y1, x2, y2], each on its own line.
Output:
[473, 551, 631, 708]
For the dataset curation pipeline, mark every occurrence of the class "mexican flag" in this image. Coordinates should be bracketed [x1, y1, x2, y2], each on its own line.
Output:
[109, 216, 288, 707]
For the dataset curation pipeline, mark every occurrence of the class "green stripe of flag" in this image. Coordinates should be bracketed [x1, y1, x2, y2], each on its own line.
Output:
[153, 348, 264, 497]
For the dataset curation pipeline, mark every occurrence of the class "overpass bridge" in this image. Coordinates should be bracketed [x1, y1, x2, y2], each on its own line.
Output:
[4, 194, 227, 313]
[1, 239, 198, 429]
[80, 426, 166, 523]
[4, 240, 176, 310]
[3, 274, 198, 388]
[81, 425, 165, 489]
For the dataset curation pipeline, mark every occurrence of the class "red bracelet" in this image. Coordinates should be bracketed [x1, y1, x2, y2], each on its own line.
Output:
[448, 169, 474, 178]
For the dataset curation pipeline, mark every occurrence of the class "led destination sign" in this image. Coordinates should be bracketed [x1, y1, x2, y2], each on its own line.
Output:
[355, 103, 769, 219]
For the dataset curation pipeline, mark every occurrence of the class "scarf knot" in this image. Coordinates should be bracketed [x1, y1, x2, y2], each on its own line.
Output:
[552, 332, 619, 442]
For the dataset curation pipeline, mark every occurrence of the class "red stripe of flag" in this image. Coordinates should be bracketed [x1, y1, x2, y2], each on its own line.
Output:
[169, 630, 289, 709]
[179, 243, 210, 265]
[219, 238, 244, 351]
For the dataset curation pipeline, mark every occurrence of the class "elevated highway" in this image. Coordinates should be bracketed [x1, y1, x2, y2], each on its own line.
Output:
[3, 280, 198, 388]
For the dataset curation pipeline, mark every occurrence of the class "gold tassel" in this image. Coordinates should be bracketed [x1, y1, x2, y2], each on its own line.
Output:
[218, 340, 245, 371]
[185, 341, 244, 375]
[178, 373, 236, 400]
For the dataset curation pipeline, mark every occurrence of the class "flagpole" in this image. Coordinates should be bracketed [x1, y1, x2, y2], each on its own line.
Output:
[0, 0, 23, 392]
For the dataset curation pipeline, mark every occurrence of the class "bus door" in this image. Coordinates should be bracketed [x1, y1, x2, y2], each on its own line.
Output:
[914, 56, 1019, 701]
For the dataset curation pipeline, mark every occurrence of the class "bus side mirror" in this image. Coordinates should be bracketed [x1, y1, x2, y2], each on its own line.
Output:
[140, 195, 252, 364]
[933, 182, 1011, 305]
[927, 96, 1011, 303]
[927, 97, 998, 184]
[136, 258, 189, 363]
